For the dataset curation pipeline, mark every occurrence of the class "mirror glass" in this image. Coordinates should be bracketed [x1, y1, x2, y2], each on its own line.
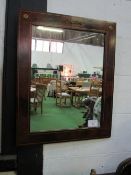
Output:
[30, 25, 104, 132]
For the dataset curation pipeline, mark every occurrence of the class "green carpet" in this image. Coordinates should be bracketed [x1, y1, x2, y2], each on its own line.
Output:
[30, 97, 85, 132]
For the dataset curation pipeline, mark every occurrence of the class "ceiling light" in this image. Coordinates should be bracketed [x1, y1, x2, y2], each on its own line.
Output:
[37, 26, 64, 33]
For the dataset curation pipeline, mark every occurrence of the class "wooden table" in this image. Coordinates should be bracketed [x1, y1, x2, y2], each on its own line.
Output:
[68, 86, 102, 107]
[69, 87, 90, 106]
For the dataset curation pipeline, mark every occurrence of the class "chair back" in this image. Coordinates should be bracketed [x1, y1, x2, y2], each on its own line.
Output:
[76, 80, 83, 87]
[35, 84, 46, 102]
[82, 81, 91, 88]
[89, 83, 100, 97]
[50, 80, 57, 90]
[56, 80, 62, 93]
[92, 79, 102, 88]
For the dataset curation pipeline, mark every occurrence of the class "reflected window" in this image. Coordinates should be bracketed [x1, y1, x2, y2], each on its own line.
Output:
[33, 39, 63, 53]
[50, 41, 57, 53]
[50, 41, 63, 53]
[57, 42, 63, 53]
[31, 39, 35, 51]
[36, 39, 43, 51]
[43, 40, 50, 52]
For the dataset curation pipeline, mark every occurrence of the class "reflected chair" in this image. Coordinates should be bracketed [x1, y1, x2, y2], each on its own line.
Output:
[74, 81, 91, 107]
[30, 84, 46, 114]
[56, 80, 71, 107]
[89, 85, 99, 97]
[76, 80, 83, 87]
[82, 80, 91, 88]
[47, 80, 56, 97]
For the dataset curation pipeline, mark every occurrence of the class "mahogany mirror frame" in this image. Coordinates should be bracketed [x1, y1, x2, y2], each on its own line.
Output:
[16, 10, 116, 146]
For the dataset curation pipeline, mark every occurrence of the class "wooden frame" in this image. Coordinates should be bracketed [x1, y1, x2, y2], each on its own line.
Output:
[17, 10, 116, 146]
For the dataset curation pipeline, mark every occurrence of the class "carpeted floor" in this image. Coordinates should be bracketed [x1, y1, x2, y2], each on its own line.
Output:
[30, 97, 85, 132]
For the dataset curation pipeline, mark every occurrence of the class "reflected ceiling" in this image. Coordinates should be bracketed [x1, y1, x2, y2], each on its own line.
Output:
[32, 26, 104, 46]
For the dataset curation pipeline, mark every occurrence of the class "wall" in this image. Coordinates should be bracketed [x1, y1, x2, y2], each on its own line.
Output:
[43, 0, 131, 175]
[0, 0, 6, 153]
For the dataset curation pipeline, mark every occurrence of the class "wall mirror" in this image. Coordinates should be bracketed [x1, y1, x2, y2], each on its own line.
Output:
[17, 10, 116, 145]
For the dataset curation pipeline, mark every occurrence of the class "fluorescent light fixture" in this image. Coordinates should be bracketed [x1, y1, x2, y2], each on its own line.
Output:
[37, 26, 63, 33]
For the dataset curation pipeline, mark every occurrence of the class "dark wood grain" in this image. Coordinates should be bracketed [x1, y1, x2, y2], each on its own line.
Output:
[0, 157, 17, 172]
[2, 2, 46, 175]
[17, 145, 43, 175]
[2, 0, 47, 154]
[17, 11, 116, 146]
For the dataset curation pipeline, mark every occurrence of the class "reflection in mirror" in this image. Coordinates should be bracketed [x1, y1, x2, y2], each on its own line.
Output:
[30, 25, 104, 132]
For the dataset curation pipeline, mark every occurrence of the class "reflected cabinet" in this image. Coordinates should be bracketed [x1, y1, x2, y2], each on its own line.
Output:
[17, 10, 116, 145]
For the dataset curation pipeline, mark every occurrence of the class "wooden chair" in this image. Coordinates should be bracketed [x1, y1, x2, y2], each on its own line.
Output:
[76, 80, 83, 87]
[30, 84, 46, 114]
[55, 80, 71, 107]
[74, 81, 91, 107]
[89, 83, 100, 97]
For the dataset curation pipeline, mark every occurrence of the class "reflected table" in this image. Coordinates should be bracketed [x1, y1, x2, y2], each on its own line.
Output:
[69, 87, 102, 107]
[69, 87, 90, 106]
